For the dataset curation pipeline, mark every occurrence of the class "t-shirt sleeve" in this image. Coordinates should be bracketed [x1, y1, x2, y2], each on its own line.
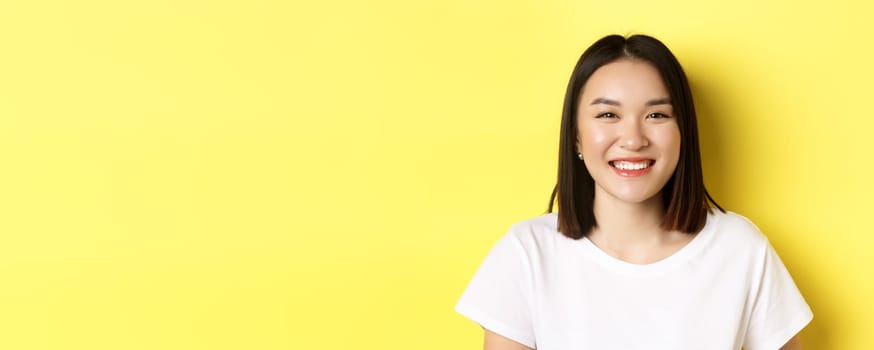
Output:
[455, 230, 536, 348]
[743, 240, 813, 350]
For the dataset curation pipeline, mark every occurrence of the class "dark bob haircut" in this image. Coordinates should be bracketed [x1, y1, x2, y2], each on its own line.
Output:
[548, 34, 723, 240]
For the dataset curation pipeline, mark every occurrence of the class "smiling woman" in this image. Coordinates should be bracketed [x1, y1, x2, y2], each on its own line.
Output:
[455, 35, 812, 350]
[576, 59, 681, 212]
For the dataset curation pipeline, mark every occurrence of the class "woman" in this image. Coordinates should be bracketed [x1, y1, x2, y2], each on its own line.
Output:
[455, 34, 812, 350]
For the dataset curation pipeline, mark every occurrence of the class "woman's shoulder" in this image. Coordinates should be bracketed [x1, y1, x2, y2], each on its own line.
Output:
[707, 210, 771, 252]
[497, 210, 775, 253]
[508, 212, 559, 232]
[501, 212, 566, 247]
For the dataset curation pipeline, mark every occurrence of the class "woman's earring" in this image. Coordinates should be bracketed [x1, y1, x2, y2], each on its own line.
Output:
[577, 152, 583, 160]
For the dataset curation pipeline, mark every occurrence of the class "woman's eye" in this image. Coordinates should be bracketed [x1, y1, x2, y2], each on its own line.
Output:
[595, 112, 617, 119]
[647, 112, 671, 119]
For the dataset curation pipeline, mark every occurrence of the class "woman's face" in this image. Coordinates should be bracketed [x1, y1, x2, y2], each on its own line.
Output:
[576, 58, 681, 205]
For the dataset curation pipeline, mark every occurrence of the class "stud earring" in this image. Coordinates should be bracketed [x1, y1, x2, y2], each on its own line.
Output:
[577, 152, 583, 160]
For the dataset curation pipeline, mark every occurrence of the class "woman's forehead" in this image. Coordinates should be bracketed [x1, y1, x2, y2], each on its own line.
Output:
[579, 59, 670, 106]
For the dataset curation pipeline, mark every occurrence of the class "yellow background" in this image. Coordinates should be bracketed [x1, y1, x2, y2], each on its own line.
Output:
[0, 0, 871, 348]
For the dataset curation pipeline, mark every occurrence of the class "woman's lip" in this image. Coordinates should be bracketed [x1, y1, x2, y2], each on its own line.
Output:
[609, 157, 654, 163]
[609, 159, 655, 177]
[611, 165, 653, 177]
[612, 166, 652, 177]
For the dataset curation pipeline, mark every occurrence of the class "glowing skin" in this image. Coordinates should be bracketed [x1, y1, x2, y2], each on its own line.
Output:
[576, 58, 681, 207]
[481, 58, 804, 350]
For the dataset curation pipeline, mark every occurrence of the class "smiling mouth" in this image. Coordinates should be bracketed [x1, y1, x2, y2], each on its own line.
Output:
[609, 160, 655, 170]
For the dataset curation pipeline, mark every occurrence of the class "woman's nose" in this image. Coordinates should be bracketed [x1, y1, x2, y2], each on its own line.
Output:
[619, 122, 649, 151]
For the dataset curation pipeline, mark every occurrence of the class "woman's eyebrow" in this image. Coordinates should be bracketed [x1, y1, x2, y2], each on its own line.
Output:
[589, 97, 672, 106]
[646, 97, 671, 106]
[590, 97, 620, 106]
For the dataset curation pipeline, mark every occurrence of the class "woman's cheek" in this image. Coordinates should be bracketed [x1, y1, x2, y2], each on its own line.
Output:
[582, 127, 610, 149]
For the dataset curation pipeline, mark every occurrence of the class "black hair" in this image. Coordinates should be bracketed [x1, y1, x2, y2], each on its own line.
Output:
[548, 34, 724, 239]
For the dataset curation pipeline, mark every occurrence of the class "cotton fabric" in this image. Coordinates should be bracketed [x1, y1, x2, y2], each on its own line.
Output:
[455, 211, 812, 350]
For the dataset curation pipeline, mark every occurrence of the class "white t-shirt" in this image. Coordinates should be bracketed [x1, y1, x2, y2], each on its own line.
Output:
[455, 211, 812, 350]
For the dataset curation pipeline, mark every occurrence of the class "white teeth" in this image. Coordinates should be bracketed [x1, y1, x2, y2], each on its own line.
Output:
[612, 161, 650, 170]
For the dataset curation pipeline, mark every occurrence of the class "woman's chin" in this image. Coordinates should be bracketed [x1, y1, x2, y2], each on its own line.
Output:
[597, 187, 663, 206]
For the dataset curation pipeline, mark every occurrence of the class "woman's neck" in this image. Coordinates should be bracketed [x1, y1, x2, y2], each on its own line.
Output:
[591, 191, 668, 245]
[588, 190, 695, 264]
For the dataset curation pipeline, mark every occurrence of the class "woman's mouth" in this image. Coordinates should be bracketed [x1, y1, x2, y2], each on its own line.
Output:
[609, 160, 655, 177]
